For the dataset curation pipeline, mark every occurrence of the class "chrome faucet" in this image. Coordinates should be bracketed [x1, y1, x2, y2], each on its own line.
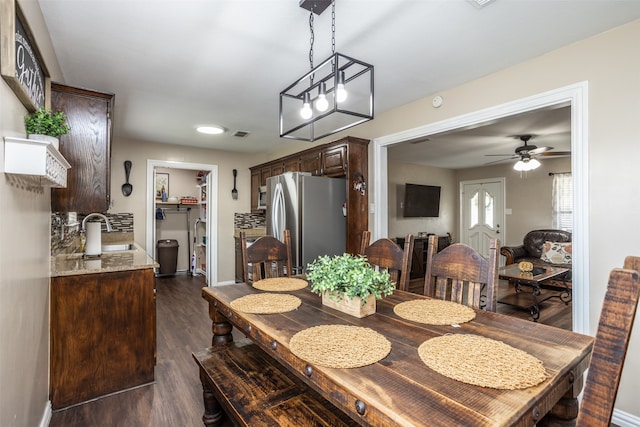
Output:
[81, 213, 113, 233]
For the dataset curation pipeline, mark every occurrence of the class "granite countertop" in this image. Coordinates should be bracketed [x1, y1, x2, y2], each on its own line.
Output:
[51, 241, 159, 277]
[233, 227, 267, 238]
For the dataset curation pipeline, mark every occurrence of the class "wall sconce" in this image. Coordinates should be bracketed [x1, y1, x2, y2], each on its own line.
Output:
[353, 172, 366, 196]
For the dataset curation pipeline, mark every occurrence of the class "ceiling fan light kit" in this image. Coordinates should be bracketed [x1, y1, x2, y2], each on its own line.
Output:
[279, 0, 374, 142]
[485, 134, 569, 171]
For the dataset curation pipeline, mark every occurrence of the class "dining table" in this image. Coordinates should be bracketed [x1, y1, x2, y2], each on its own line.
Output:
[200, 282, 593, 426]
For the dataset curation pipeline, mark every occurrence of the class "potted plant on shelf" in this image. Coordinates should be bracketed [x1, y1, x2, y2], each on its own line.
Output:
[306, 253, 396, 318]
[24, 108, 71, 150]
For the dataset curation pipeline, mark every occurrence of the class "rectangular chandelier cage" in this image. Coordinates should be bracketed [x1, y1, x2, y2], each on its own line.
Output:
[279, 52, 374, 142]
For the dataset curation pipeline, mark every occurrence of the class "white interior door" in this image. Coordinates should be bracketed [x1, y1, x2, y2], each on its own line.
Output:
[460, 178, 505, 258]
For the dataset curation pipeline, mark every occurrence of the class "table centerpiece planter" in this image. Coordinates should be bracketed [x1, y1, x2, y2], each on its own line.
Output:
[306, 253, 395, 318]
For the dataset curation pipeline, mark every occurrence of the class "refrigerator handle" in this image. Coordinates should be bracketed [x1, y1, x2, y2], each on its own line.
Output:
[272, 182, 286, 241]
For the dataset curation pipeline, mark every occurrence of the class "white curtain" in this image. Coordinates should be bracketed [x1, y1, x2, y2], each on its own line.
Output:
[552, 173, 572, 231]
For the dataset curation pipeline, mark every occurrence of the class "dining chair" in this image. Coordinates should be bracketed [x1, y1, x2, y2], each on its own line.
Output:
[359, 231, 414, 292]
[240, 229, 293, 284]
[574, 256, 640, 426]
[423, 235, 500, 311]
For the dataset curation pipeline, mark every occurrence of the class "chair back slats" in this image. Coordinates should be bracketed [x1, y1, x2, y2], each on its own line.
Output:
[359, 231, 414, 292]
[241, 230, 293, 284]
[576, 257, 640, 426]
[424, 236, 500, 311]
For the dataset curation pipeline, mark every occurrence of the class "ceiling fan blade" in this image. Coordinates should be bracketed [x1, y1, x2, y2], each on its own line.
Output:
[528, 146, 553, 155]
[537, 151, 571, 157]
[484, 157, 515, 166]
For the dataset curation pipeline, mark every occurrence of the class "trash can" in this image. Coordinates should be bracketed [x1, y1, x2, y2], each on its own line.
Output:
[157, 239, 179, 275]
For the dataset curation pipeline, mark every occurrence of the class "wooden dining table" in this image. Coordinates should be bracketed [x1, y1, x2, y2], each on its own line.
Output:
[201, 283, 593, 426]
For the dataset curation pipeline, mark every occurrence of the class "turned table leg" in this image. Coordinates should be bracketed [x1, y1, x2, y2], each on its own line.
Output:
[209, 302, 233, 346]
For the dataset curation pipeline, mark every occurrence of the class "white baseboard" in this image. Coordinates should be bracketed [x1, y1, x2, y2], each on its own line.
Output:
[215, 280, 236, 286]
[39, 401, 52, 427]
[613, 408, 640, 427]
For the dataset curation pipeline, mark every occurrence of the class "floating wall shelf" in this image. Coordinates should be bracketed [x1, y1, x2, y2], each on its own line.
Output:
[3, 137, 71, 188]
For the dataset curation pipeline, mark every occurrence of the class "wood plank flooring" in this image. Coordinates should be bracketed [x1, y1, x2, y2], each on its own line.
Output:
[50, 274, 573, 427]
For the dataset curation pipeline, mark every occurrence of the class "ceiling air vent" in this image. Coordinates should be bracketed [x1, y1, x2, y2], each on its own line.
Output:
[233, 130, 251, 138]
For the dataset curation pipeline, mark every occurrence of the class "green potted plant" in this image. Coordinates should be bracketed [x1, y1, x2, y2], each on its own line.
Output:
[306, 253, 396, 318]
[24, 107, 71, 150]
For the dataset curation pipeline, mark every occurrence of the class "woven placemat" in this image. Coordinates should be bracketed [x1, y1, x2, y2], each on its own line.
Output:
[289, 325, 391, 369]
[252, 277, 308, 292]
[230, 293, 301, 314]
[418, 334, 548, 390]
[394, 299, 476, 325]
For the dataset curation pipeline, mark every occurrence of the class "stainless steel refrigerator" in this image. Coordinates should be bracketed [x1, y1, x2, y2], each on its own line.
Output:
[266, 172, 346, 274]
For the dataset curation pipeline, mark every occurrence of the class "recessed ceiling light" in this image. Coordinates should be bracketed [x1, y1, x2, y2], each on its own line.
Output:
[196, 125, 225, 135]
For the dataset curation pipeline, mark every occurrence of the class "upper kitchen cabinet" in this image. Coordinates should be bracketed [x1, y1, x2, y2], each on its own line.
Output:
[51, 83, 114, 213]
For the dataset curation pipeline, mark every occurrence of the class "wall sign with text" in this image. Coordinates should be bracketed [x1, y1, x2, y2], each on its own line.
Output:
[1, 0, 50, 112]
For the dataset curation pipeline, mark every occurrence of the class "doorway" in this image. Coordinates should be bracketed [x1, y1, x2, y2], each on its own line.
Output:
[145, 160, 218, 286]
[460, 178, 505, 258]
[373, 82, 589, 335]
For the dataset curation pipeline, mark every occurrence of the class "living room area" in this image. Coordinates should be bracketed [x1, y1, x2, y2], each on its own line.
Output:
[386, 105, 573, 329]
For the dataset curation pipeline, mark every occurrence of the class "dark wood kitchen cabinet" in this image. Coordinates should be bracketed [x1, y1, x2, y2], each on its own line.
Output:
[50, 268, 156, 409]
[51, 83, 114, 213]
[250, 136, 369, 254]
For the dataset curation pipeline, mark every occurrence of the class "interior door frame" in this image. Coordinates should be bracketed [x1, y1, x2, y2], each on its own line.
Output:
[146, 160, 218, 286]
[373, 81, 589, 335]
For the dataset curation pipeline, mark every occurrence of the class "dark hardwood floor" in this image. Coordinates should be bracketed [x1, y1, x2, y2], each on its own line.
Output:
[50, 274, 573, 426]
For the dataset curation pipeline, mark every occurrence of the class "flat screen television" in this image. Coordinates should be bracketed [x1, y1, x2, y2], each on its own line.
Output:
[403, 183, 441, 217]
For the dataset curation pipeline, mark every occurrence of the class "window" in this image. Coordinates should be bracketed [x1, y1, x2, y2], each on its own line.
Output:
[552, 173, 572, 231]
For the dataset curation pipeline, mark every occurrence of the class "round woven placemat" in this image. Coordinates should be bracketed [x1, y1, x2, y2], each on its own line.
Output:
[252, 277, 308, 292]
[289, 325, 391, 369]
[394, 299, 476, 325]
[418, 334, 548, 390]
[230, 293, 301, 314]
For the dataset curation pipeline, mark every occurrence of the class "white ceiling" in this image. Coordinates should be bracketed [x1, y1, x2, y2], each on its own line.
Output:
[38, 0, 640, 165]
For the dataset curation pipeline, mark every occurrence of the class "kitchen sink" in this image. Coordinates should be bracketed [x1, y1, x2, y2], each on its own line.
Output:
[101, 243, 135, 252]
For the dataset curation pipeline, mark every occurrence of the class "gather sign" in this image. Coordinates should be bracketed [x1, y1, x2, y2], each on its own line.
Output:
[1, 0, 49, 111]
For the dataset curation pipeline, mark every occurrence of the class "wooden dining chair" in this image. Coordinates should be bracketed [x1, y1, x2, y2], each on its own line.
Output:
[240, 229, 293, 284]
[574, 256, 640, 426]
[359, 231, 414, 292]
[423, 235, 500, 311]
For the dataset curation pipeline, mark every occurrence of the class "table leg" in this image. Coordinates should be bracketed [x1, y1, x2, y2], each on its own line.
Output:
[209, 302, 233, 346]
[530, 284, 542, 322]
[538, 373, 583, 426]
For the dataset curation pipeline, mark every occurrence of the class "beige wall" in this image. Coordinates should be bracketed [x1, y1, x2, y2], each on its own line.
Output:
[110, 137, 263, 282]
[388, 156, 571, 247]
[387, 161, 457, 239]
[294, 20, 640, 418]
[456, 156, 571, 246]
[0, 1, 64, 425]
[3, 3, 640, 424]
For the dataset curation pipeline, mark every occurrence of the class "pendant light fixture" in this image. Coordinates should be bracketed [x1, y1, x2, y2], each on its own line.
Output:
[279, 0, 374, 142]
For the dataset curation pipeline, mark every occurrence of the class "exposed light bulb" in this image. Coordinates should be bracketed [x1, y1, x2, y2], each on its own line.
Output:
[315, 82, 329, 112]
[336, 71, 347, 103]
[300, 92, 312, 119]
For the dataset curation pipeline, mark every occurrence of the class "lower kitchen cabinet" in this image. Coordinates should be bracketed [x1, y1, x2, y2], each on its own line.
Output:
[50, 268, 156, 409]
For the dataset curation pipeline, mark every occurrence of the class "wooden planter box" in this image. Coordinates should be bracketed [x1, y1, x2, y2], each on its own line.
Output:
[321, 292, 376, 318]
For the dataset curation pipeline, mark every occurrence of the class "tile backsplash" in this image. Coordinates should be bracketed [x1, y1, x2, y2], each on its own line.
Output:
[234, 212, 265, 229]
[51, 212, 134, 254]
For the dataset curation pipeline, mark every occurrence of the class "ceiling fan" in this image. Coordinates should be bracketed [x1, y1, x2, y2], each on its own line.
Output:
[485, 135, 570, 171]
